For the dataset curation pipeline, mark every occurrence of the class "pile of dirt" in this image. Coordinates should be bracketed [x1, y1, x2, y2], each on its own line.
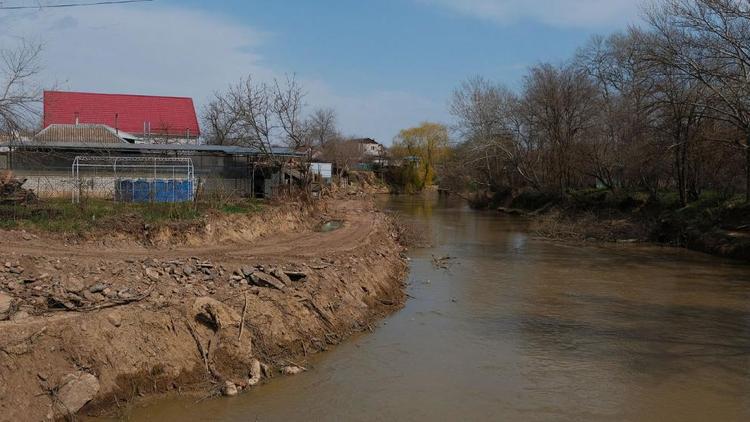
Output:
[0, 171, 36, 205]
[0, 199, 408, 421]
[326, 171, 390, 198]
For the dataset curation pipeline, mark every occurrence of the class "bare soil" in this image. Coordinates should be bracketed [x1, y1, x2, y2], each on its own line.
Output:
[0, 198, 408, 421]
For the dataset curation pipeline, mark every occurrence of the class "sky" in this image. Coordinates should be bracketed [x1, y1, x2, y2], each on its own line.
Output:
[0, 0, 644, 144]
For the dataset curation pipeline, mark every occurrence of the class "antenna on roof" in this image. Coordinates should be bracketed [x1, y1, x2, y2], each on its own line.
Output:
[115, 113, 119, 134]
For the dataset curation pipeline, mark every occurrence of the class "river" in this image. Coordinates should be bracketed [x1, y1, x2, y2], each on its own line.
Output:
[116, 195, 750, 421]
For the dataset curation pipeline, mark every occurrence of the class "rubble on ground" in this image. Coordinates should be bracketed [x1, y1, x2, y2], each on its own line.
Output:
[0, 256, 318, 319]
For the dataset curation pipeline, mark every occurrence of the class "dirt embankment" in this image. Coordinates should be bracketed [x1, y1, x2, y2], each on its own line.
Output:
[472, 189, 750, 261]
[0, 199, 409, 421]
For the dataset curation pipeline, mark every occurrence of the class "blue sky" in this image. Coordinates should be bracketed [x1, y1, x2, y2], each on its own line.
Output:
[0, 0, 643, 143]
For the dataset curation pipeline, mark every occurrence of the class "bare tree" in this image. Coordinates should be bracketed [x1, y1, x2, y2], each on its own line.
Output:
[637, 30, 712, 205]
[575, 30, 656, 191]
[273, 75, 306, 150]
[321, 137, 361, 177]
[202, 94, 239, 145]
[519, 63, 601, 195]
[449, 76, 537, 191]
[204, 75, 307, 158]
[647, 0, 750, 200]
[0, 40, 42, 138]
[305, 108, 339, 154]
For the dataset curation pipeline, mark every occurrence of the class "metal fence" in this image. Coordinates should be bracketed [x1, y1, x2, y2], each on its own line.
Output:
[2, 148, 272, 200]
[71, 156, 195, 203]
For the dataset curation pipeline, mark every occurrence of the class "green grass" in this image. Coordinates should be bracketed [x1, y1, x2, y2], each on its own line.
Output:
[0, 197, 264, 234]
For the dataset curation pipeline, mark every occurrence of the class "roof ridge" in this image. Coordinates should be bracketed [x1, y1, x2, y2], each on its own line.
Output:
[44, 90, 195, 101]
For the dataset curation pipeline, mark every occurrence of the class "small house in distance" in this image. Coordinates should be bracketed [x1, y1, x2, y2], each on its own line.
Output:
[350, 138, 385, 157]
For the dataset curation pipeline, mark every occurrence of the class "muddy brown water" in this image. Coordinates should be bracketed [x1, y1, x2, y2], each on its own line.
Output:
[108, 195, 750, 422]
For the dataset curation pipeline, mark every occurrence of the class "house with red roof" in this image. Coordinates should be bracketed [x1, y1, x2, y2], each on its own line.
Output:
[0, 90, 307, 200]
[43, 91, 201, 142]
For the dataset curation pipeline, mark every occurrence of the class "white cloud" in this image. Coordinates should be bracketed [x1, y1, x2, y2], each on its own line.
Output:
[418, 0, 643, 28]
[0, 4, 272, 99]
[0, 3, 435, 143]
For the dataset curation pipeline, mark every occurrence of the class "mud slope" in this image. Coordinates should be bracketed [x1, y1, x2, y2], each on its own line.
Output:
[0, 199, 408, 421]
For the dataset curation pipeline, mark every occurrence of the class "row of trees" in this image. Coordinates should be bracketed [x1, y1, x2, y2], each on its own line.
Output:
[447, 0, 750, 205]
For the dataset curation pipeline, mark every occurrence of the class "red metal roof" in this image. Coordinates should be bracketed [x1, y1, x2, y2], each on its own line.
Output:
[43, 91, 200, 138]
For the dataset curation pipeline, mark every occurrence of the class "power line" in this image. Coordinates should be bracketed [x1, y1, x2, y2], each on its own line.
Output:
[0, 0, 153, 10]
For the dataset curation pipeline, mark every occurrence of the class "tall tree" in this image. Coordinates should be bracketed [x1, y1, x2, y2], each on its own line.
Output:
[575, 30, 656, 191]
[647, 0, 750, 201]
[304, 108, 340, 158]
[519, 63, 601, 195]
[449, 76, 530, 191]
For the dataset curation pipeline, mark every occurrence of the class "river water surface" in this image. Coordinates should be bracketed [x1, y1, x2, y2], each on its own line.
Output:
[121, 195, 750, 421]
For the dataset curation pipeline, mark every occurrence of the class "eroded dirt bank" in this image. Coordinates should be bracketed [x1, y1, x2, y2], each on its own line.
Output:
[0, 199, 408, 421]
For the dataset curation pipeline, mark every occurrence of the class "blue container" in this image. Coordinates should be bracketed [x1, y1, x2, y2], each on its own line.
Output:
[133, 180, 152, 202]
[115, 179, 193, 203]
[153, 179, 193, 203]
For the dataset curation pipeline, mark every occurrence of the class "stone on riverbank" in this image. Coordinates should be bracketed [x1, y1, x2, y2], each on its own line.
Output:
[0, 292, 12, 320]
[222, 381, 238, 397]
[55, 372, 100, 415]
[249, 271, 286, 290]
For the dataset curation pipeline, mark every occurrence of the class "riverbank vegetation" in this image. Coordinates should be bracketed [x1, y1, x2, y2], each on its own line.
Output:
[429, 0, 750, 258]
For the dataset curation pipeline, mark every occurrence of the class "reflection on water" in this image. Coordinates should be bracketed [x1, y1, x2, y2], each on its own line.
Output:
[119, 195, 750, 422]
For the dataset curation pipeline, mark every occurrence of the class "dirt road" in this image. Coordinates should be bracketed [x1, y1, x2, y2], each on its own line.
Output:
[1, 200, 377, 263]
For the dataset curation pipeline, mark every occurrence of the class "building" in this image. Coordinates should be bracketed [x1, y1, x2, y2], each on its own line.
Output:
[350, 138, 385, 157]
[43, 91, 201, 142]
[33, 124, 135, 144]
[0, 90, 305, 200]
[2, 141, 301, 199]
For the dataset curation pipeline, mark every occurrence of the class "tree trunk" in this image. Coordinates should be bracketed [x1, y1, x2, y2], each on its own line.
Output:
[676, 145, 686, 207]
[746, 132, 750, 203]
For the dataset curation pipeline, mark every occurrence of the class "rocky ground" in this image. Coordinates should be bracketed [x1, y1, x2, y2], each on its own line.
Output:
[0, 198, 409, 421]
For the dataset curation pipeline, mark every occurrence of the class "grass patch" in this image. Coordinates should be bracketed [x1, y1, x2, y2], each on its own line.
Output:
[0, 197, 264, 234]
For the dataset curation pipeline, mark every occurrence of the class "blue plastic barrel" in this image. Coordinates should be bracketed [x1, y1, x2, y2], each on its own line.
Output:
[133, 180, 151, 202]
[115, 179, 193, 203]
[153, 179, 193, 202]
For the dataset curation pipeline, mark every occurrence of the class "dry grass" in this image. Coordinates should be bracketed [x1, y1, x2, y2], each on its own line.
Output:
[532, 210, 644, 242]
